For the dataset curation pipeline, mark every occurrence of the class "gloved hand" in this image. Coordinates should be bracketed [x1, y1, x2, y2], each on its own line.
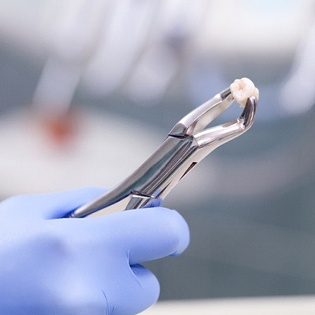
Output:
[0, 187, 189, 315]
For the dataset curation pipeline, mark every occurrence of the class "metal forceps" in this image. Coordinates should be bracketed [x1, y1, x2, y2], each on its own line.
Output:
[68, 87, 257, 218]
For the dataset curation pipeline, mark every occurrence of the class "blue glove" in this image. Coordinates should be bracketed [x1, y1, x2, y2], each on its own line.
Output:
[0, 187, 189, 315]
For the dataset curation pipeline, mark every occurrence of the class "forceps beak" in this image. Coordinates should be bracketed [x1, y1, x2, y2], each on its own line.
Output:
[169, 88, 234, 137]
[242, 96, 257, 129]
[170, 87, 257, 150]
[192, 94, 257, 149]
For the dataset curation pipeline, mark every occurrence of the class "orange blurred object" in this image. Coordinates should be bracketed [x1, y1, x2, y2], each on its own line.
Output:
[38, 109, 80, 146]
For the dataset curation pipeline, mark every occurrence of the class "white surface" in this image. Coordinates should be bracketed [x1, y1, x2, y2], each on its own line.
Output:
[0, 109, 157, 196]
[0, 109, 206, 199]
[143, 296, 315, 314]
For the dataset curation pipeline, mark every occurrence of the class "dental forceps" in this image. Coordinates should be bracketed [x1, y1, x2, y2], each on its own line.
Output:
[68, 87, 257, 218]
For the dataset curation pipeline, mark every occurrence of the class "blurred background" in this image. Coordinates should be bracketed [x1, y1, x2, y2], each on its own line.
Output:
[1, 0, 315, 310]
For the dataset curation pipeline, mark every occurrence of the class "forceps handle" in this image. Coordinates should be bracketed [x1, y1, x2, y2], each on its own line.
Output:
[68, 135, 198, 218]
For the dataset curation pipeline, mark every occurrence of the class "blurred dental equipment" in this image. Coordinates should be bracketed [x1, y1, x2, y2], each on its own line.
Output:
[29, 0, 208, 145]
[31, 0, 110, 142]
[33, 0, 108, 114]
[33, 0, 206, 113]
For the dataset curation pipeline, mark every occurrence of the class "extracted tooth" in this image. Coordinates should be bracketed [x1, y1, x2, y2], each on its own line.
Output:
[230, 77, 259, 107]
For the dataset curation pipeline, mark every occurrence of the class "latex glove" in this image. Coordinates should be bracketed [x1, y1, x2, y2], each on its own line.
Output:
[0, 187, 189, 315]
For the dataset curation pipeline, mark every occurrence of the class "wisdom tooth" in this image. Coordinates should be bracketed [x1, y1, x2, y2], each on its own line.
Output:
[230, 77, 259, 107]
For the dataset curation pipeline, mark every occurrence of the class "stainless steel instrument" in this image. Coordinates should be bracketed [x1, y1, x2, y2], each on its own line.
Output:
[67, 86, 257, 218]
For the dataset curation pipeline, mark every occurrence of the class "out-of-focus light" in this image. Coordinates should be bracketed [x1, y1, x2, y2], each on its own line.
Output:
[280, 23, 315, 116]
